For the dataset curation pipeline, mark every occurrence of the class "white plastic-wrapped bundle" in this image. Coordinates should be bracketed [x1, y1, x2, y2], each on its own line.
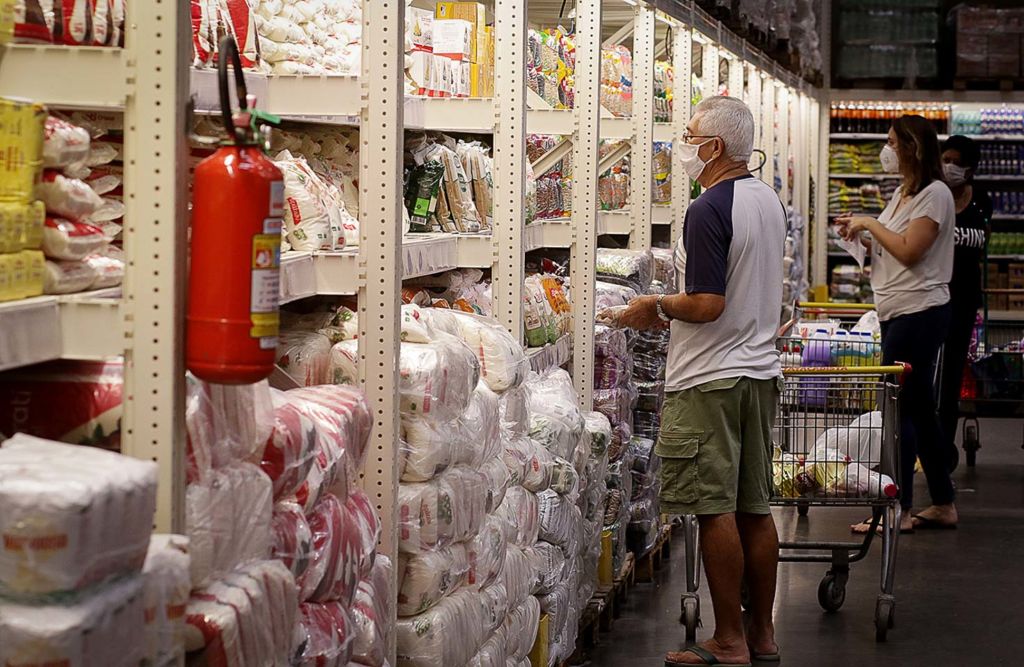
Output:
[498, 384, 530, 436]
[537, 489, 582, 549]
[481, 456, 513, 513]
[0, 576, 145, 667]
[0, 436, 158, 597]
[398, 335, 481, 420]
[396, 587, 488, 667]
[185, 375, 275, 481]
[300, 489, 380, 604]
[398, 466, 489, 553]
[276, 151, 337, 251]
[494, 486, 540, 548]
[400, 415, 464, 482]
[481, 582, 510, 635]
[470, 627, 509, 667]
[502, 596, 541, 661]
[501, 433, 531, 489]
[596, 247, 654, 293]
[810, 411, 883, 469]
[186, 462, 273, 588]
[184, 560, 298, 667]
[526, 369, 585, 460]
[419, 310, 529, 392]
[142, 535, 191, 665]
[501, 544, 539, 609]
[276, 330, 333, 386]
[351, 555, 393, 667]
[271, 500, 313, 581]
[457, 380, 503, 469]
[525, 541, 566, 595]
[397, 543, 470, 616]
[466, 515, 509, 590]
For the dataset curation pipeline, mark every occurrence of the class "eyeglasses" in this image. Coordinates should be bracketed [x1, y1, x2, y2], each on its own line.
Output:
[681, 132, 718, 144]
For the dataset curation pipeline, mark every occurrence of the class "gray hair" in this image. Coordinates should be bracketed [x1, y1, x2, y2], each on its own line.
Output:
[693, 96, 755, 162]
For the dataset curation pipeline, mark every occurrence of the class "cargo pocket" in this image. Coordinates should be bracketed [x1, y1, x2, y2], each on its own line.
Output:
[656, 429, 702, 506]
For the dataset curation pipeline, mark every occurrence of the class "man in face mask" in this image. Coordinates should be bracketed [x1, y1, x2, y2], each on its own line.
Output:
[604, 97, 786, 666]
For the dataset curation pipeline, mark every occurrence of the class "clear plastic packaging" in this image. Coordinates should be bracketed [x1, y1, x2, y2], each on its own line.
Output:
[498, 384, 530, 437]
[184, 560, 298, 667]
[294, 601, 355, 667]
[494, 487, 540, 547]
[397, 543, 469, 616]
[526, 369, 585, 461]
[396, 587, 488, 667]
[43, 116, 91, 169]
[300, 491, 377, 605]
[42, 217, 108, 261]
[398, 466, 489, 553]
[271, 500, 313, 581]
[0, 576, 146, 667]
[525, 541, 566, 595]
[596, 248, 653, 293]
[502, 595, 541, 661]
[186, 462, 273, 588]
[43, 257, 97, 294]
[500, 544, 538, 609]
[420, 307, 529, 393]
[276, 330, 333, 387]
[593, 385, 639, 427]
[184, 375, 274, 480]
[467, 515, 509, 591]
[142, 535, 191, 666]
[351, 555, 393, 667]
[537, 489, 582, 549]
[457, 380, 503, 469]
[0, 435, 157, 597]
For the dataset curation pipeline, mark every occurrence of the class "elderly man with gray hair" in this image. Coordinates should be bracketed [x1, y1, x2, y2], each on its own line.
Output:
[607, 96, 785, 667]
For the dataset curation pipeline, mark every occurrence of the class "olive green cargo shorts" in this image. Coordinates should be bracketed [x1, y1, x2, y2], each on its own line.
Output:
[657, 376, 783, 516]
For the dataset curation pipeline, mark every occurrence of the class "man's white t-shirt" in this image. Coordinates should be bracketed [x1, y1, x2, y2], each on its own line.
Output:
[870, 180, 955, 321]
[665, 175, 785, 393]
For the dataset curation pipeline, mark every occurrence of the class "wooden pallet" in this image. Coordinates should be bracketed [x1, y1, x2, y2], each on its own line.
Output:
[635, 525, 673, 583]
[954, 77, 1020, 92]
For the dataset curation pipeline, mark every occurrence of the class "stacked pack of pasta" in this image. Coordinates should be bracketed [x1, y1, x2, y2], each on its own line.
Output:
[0, 436, 189, 667]
[184, 376, 389, 666]
[328, 306, 538, 667]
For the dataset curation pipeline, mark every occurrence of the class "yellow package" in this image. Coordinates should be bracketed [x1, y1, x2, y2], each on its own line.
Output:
[21, 249, 44, 298]
[7, 248, 27, 298]
[0, 254, 11, 302]
[0, 98, 46, 201]
[0, 200, 44, 252]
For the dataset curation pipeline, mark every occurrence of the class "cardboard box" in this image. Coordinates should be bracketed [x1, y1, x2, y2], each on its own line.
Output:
[436, 2, 487, 62]
[408, 50, 433, 95]
[956, 31, 989, 78]
[0, 99, 46, 203]
[407, 7, 434, 52]
[987, 33, 1021, 77]
[433, 19, 473, 61]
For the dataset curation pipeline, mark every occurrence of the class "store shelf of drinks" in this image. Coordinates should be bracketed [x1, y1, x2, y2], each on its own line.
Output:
[0, 289, 122, 373]
[830, 132, 1024, 142]
[829, 173, 901, 180]
[992, 214, 1024, 222]
[988, 310, 1024, 323]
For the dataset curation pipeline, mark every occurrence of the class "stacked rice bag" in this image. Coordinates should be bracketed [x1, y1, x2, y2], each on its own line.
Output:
[0, 435, 174, 667]
[39, 114, 125, 295]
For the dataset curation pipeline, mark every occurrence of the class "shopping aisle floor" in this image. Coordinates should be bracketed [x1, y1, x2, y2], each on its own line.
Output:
[589, 418, 1024, 666]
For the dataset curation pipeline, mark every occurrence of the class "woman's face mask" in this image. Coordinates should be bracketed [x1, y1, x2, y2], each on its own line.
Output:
[943, 163, 969, 187]
[879, 144, 900, 174]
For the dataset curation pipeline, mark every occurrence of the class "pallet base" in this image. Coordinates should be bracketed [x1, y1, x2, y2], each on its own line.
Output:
[635, 525, 673, 583]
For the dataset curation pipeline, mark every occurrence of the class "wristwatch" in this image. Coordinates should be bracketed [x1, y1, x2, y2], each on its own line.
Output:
[655, 294, 672, 322]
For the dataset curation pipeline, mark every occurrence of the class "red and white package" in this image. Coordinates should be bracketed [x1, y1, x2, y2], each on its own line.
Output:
[90, 0, 111, 45]
[351, 555, 393, 667]
[346, 488, 382, 580]
[262, 392, 320, 501]
[301, 493, 362, 605]
[12, 0, 59, 43]
[190, 0, 216, 66]
[271, 500, 313, 581]
[58, 0, 95, 46]
[218, 0, 260, 68]
[287, 385, 373, 469]
[38, 171, 104, 219]
[42, 217, 107, 260]
[43, 116, 91, 169]
[295, 601, 355, 667]
[83, 245, 125, 289]
[0, 359, 122, 448]
[84, 163, 123, 196]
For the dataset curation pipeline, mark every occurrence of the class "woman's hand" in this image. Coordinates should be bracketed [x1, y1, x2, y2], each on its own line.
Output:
[834, 214, 877, 242]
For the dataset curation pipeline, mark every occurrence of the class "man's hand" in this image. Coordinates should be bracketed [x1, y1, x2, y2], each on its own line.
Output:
[612, 295, 668, 331]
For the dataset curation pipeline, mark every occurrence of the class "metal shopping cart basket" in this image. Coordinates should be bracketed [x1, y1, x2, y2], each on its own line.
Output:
[678, 302, 907, 643]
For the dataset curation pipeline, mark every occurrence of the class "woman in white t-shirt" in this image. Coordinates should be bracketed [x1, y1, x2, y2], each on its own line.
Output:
[837, 114, 957, 533]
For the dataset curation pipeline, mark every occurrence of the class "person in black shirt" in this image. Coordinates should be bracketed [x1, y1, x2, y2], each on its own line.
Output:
[938, 135, 991, 472]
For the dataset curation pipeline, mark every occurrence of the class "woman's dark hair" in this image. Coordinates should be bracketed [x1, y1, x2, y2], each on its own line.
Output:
[941, 134, 981, 170]
[891, 114, 945, 196]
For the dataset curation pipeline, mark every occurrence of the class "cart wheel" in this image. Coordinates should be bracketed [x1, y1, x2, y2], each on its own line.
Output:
[797, 502, 810, 517]
[680, 594, 700, 641]
[875, 597, 895, 642]
[817, 573, 846, 613]
[964, 422, 980, 468]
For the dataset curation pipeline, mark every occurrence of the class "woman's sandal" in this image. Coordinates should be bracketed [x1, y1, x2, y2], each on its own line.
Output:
[850, 516, 914, 535]
[912, 514, 957, 530]
[664, 646, 752, 667]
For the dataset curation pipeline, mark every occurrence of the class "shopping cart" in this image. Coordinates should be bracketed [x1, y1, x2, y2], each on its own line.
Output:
[678, 302, 907, 643]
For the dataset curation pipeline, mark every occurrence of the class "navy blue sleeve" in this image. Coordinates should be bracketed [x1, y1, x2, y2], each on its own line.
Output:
[683, 185, 734, 296]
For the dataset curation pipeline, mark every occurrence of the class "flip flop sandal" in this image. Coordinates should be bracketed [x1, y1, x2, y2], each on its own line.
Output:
[751, 650, 781, 662]
[851, 517, 914, 535]
[912, 514, 957, 530]
[664, 646, 752, 667]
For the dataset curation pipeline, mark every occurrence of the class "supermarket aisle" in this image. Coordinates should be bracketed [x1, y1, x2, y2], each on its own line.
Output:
[589, 418, 1024, 666]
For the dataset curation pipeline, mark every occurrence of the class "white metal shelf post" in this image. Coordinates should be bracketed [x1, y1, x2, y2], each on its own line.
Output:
[747, 64, 762, 162]
[727, 53, 743, 99]
[762, 80, 775, 188]
[121, 0, 190, 533]
[670, 23, 692, 245]
[493, 0, 527, 337]
[813, 97, 830, 289]
[629, 5, 655, 250]
[701, 40, 719, 98]
[570, 0, 602, 410]
[778, 86, 790, 204]
[358, 0, 404, 588]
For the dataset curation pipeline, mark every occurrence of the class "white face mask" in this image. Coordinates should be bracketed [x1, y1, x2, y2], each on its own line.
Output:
[879, 144, 900, 174]
[679, 138, 717, 181]
[943, 163, 969, 187]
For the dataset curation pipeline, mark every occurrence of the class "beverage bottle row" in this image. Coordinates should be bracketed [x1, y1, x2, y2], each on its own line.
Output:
[830, 102, 950, 134]
[990, 191, 1024, 216]
[977, 144, 1024, 176]
[979, 108, 1024, 136]
[989, 233, 1024, 256]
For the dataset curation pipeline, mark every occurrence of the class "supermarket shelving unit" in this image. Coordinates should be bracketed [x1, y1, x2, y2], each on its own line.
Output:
[1, 3, 822, 662]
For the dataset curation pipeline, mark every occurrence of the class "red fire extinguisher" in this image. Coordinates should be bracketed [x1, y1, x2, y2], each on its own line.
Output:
[187, 37, 284, 384]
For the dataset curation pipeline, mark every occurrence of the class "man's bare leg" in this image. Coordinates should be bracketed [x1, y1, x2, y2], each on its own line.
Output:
[737, 512, 779, 657]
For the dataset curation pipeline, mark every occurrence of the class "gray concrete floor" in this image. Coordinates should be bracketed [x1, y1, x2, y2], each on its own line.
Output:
[589, 418, 1024, 667]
